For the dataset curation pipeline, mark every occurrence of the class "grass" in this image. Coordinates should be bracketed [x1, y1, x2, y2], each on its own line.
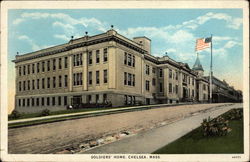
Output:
[153, 110, 244, 154]
[8, 106, 121, 121]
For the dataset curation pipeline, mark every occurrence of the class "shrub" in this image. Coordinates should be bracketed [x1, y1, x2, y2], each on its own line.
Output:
[9, 110, 21, 119]
[41, 109, 50, 116]
[201, 116, 231, 137]
[226, 109, 243, 120]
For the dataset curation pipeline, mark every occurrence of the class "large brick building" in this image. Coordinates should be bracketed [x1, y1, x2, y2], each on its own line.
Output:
[13, 29, 238, 113]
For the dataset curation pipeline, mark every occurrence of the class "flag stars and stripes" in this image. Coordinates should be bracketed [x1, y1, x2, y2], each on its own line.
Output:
[195, 37, 212, 51]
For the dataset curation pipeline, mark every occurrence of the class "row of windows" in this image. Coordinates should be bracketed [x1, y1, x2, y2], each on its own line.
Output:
[124, 52, 135, 67]
[88, 48, 108, 65]
[124, 72, 135, 86]
[18, 96, 68, 107]
[88, 70, 108, 85]
[183, 74, 195, 85]
[18, 75, 68, 91]
[124, 95, 136, 105]
[18, 57, 68, 76]
[86, 94, 108, 103]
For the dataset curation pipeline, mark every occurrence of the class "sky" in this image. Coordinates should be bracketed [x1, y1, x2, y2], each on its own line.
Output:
[7, 9, 243, 112]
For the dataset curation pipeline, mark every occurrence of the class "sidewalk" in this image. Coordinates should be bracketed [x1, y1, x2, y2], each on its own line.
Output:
[82, 103, 242, 154]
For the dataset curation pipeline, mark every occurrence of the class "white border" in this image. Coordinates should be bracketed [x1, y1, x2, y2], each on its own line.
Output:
[1, 1, 249, 162]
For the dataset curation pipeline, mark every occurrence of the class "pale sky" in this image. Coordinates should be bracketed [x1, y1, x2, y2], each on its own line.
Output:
[8, 9, 243, 113]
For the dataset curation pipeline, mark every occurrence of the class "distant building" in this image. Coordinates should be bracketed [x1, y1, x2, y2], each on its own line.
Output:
[12, 29, 241, 113]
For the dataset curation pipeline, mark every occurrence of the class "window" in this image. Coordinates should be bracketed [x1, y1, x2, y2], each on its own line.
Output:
[32, 80, 35, 90]
[47, 60, 50, 71]
[64, 96, 67, 106]
[203, 84, 206, 90]
[47, 97, 50, 106]
[104, 70, 108, 83]
[87, 95, 92, 103]
[169, 69, 172, 78]
[22, 99, 25, 107]
[42, 78, 45, 89]
[73, 54, 82, 66]
[176, 85, 178, 94]
[19, 82, 21, 91]
[42, 61, 45, 72]
[59, 75, 62, 87]
[32, 64, 35, 73]
[128, 54, 132, 66]
[23, 81, 26, 91]
[37, 63, 40, 73]
[52, 97, 55, 106]
[96, 94, 99, 103]
[192, 89, 194, 97]
[36, 98, 39, 106]
[59, 58, 62, 69]
[96, 71, 100, 84]
[73, 73, 82, 86]
[27, 99, 30, 107]
[169, 83, 172, 93]
[37, 79, 39, 89]
[152, 67, 156, 74]
[41, 98, 44, 106]
[96, 50, 100, 63]
[124, 95, 127, 105]
[103, 48, 108, 62]
[27, 65, 30, 74]
[146, 65, 150, 75]
[89, 72, 92, 85]
[53, 77, 56, 88]
[152, 78, 156, 86]
[27, 80, 30, 90]
[88, 51, 92, 64]
[132, 56, 135, 67]
[53, 59, 56, 70]
[18, 99, 21, 107]
[124, 72, 127, 85]
[103, 94, 107, 102]
[32, 98, 35, 106]
[64, 75, 68, 87]
[47, 77, 50, 88]
[58, 96, 61, 106]
[124, 52, 127, 65]
[159, 69, 163, 77]
[23, 65, 26, 75]
[128, 73, 132, 86]
[188, 77, 190, 84]
[176, 71, 178, 80]
[64, 57, 68, 68]
[146, 80, 150, 91]
[19, 66, 22, 76]
[159, 83, 163, 92]
[192, 77, 194, 85]
[132, 74, 135, 86]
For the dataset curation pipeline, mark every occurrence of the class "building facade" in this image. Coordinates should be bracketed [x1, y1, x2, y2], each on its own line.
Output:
[12, 29, 239, 113]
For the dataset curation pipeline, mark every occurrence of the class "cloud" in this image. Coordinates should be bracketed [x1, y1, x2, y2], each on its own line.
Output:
[18, 35, 41, 51]
[53, 34, 69, 41]
[180, 12, 242, 30]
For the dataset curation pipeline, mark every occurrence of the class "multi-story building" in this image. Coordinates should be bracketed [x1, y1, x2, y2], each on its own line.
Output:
[13, 28, 238, 113]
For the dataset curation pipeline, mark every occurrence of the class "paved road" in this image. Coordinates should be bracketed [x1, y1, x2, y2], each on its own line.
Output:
[82, 103, 242, 154]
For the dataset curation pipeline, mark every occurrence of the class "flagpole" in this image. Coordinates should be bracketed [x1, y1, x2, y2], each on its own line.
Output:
[210, 34, 213, 103]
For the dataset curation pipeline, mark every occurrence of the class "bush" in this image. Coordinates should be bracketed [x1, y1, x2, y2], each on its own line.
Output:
[226, 109, 243, 120]
[9, 110, 21, 119]
[41, 109, 50, 116]
[201, 116, 231, 137]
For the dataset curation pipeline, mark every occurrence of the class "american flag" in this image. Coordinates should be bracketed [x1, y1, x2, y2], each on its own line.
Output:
[195, 37, 212, 51]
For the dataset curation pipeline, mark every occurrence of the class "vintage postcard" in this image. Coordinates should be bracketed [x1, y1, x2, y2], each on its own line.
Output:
[0, 1, 249, 162]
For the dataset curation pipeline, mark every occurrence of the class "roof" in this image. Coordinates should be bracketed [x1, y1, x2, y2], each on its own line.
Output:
[192, 54, 204, 71]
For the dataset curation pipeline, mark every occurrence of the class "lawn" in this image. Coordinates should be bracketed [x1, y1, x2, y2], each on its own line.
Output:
[153, 109, 244, 154]
[8, 106, 121, 121]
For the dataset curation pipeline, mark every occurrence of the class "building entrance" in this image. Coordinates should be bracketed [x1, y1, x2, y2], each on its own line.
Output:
[72, 96, 82, 106]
